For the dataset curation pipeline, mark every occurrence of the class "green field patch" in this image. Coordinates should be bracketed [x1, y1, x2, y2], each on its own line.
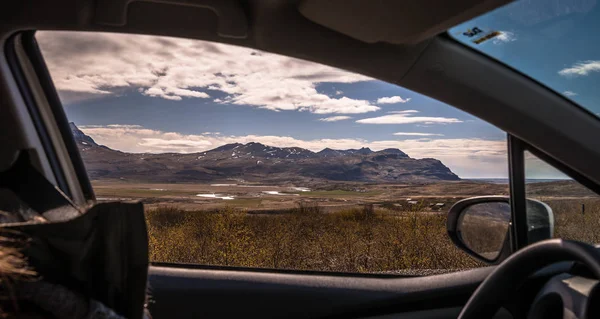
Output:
[222, 198, 263, 207]
[95, 188, 197, 197]
[297, 190, 382, 197]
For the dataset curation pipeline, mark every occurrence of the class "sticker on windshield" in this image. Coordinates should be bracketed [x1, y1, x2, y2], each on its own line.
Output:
[461, 27, 501, 45]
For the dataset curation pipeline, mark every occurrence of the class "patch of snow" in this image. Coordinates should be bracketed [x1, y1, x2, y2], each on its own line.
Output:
[210, 184, 237, 186]
[197, 194, 218, 198]
[234, 185, 268, 188]
[262, 191, 280, 195]
[291, 187, 310, 192]
[150, 188, 166, 191]
[82, 142, 88, 145]
[262, 191, 298, 196]
[196, 194, 235, 200]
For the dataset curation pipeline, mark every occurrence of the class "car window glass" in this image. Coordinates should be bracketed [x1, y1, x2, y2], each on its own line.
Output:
[450, 1, 600, 119]
[36, 30, 509, 274]
[525, 151, 600, 244]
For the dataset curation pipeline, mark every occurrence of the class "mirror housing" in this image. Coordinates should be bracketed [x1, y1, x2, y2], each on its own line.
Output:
[447, 196, 554, 264]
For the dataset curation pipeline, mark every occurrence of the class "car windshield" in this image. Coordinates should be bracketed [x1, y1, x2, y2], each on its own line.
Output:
[449, 0, 600, 118]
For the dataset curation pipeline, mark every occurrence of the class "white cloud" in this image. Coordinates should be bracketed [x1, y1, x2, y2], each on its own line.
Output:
[388, 110, 419, 114]
[563, 91, 578, 97]
[140, 138, 213, 148]
[377, 96, 411, 104]
[335, 90, 343, 95]
[492, 31, 516, 44]
[80, 124, 507, 177]
[393, 132, 444, 136]
[559, 60, 600, 77]
[318, 116, 352, 122]
[144, 87, 210, 101]
[37, 31, 379, 114]
[356, 111, 462, 125]
[106, 124, 143, 129]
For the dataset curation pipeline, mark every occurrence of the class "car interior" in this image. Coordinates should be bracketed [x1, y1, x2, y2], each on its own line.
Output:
[2, 0, 600, 318]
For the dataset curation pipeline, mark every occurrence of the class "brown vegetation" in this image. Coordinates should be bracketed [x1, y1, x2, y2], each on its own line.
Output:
[545, 198, 600, 243]
[146, 203, 481, 272]
[146, 198, 600, 273]
[459, 214, 509, 260]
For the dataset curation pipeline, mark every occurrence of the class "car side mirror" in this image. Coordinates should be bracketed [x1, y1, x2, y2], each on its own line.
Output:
[447, 196, 554, 264]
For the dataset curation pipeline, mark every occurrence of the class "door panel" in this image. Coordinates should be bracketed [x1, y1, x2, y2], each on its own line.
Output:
[147, 266, 494, 319]
[365, 307, 515, 319]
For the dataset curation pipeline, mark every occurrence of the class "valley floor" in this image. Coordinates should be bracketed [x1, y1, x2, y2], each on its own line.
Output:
[92, 179, 600, 273]
[93, 179, 514, 213]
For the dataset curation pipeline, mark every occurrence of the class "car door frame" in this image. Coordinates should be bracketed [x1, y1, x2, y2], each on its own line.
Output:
[4, 23, 600, 319]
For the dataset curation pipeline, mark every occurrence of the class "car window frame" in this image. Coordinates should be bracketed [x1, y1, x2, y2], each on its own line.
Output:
[6, 31, 94, 204]
[12, 28, 600, 275]
[11, 29, 518, 273]
[509, 134, 600, 247]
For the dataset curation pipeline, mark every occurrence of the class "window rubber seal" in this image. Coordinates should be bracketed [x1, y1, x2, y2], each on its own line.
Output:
[16, 31, 95, 201]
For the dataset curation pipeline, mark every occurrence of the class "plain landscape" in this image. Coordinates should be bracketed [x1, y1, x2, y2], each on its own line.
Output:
[72, 124, 600, 273]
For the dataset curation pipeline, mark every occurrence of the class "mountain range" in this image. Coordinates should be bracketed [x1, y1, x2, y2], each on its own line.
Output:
[70, 123, 460, 183]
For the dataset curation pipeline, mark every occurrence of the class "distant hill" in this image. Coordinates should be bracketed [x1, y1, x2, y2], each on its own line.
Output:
[71, 123, 460, 183]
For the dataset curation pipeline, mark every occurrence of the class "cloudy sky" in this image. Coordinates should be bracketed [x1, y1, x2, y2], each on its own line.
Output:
[35, 1, 598, 179]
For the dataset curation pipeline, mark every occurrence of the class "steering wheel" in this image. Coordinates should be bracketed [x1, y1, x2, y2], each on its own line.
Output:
[459, 239, 600, 319]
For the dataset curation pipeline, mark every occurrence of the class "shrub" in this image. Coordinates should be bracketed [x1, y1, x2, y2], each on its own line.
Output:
[145, 198, 600, 273]
[145, 203, 480, 272]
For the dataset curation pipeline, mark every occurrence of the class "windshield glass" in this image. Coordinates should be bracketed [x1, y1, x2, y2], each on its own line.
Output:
[449, 0, 600, 117]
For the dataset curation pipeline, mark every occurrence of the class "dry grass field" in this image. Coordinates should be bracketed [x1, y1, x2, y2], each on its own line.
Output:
[93, 180, 600, 273]
[146, 203, 482, 272]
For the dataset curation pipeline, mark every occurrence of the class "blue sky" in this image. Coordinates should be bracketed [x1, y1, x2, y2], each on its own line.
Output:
[64, 82, 503, 141]
[36, 1, 599, 179]
[450, 0, 600, 115]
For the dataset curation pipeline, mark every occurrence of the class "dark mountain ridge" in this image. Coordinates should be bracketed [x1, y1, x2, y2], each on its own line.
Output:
[70, 122, 97, 147]
[317, 147, 377, 158]
[70, 123, 460, 183]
